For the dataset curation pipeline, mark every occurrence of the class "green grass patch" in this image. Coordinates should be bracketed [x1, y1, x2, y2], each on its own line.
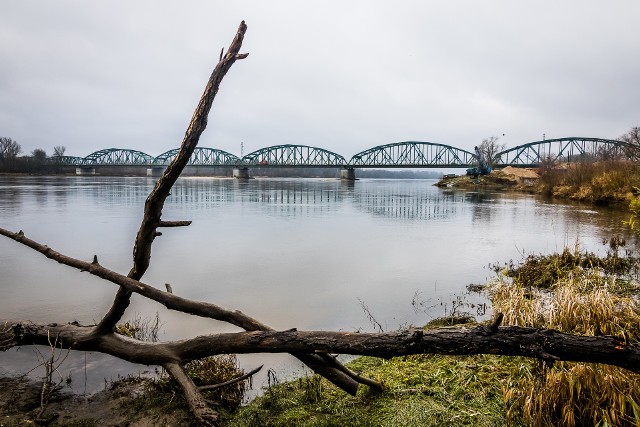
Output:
[495, 241, 639, 294]
[228, 354, 527, 427]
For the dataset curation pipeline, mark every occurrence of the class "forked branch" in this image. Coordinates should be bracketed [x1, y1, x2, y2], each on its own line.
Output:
[97, 20, 250, 334]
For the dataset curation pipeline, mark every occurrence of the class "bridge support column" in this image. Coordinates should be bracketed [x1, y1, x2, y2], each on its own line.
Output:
[75, 167, 96, 175]
[147, 166, 165, 177]
[340, 168, 356, 181]
[233, 167, 250, 179]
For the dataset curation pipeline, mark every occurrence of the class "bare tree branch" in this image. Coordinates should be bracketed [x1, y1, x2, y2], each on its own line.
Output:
[164, 361, 220, 426]
[157, 220, 193, 228]
[97, 21, 250, 334]
[2, 321, 638, 375]
[198, 365, 263, 391]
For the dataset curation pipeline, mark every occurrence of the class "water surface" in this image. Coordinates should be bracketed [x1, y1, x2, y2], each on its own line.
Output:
[0, 176, 631, 393]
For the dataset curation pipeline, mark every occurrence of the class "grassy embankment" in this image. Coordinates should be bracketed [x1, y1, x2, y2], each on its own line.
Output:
[227, 240, 640, 427]
[439, 160, 640, 206]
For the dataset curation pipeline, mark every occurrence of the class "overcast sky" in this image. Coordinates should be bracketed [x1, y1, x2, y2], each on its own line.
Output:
[1, 1, 639, 159]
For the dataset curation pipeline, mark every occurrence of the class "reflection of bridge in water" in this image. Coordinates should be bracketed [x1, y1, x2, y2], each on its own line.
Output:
[4, 177, 633, 235]
[169, 179, 470, 221]
[54, 137, 634, 178]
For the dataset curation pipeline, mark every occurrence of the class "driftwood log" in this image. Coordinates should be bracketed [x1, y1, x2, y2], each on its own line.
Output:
[1, 21, 639, 426]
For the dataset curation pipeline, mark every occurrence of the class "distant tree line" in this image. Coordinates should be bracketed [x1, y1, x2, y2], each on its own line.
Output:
[0, 137, 68, 174]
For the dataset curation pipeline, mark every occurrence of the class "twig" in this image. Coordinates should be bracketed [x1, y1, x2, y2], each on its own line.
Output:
[198, 365, 263, 391]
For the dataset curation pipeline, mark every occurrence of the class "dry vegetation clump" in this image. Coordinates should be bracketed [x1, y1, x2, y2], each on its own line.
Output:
[145, 355, 247, 412]
[489, 248, 640, 427]
[539, 160, 640, 204]
[185, 355, 248, 409]
[115, 312, 162, 342]
[495, 240, 639, 293]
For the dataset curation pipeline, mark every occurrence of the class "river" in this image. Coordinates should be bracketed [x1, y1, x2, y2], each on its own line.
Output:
[0, 175, 633, 395]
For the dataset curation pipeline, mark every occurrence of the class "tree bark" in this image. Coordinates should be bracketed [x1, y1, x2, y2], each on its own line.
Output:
[97, 21, 250, 334]
[2, 322, 638, 374]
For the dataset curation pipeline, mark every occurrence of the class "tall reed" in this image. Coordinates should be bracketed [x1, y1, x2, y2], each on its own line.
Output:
[490, 265, 640, 426]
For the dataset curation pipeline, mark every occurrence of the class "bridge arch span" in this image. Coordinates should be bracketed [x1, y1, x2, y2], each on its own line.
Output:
[153, 147, 240, 166]
[52, 155, 86, 165]
[349, 141, 476, 168]
[242, 144, 346, 167]
[84, 148, 154, 166]
[493, 137, 626, 167]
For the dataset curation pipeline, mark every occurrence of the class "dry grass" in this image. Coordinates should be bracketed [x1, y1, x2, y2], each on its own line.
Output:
[185, 355, 247, 409]
[495, 241, 639, 293]
[115, 312, 161, 342]
[489, 265, 640, 426]
[539, 160, 640, 204]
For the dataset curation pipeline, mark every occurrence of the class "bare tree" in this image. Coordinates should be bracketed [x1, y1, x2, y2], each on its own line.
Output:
[477, 136, 506, 167]
[0, 137, 22, 171]
[1, 22, 640, 427]
[619, 126, 640, 160]
[52, 146, 66, 157]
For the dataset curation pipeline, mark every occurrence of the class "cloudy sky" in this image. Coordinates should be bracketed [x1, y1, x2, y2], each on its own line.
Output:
[1, 1, 639, 159]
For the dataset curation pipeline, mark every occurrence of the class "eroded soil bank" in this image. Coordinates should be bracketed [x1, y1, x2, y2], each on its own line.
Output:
[0, 376, 192, 427]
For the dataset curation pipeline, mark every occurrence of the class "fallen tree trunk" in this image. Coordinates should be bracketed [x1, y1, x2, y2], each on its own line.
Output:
[1, 321, 638, 373]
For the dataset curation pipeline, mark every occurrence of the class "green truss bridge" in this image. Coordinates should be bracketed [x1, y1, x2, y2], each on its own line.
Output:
[56, 137, 632, 178]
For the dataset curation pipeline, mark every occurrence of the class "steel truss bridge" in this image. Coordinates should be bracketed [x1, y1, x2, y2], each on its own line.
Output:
[55, 137, 632, 169]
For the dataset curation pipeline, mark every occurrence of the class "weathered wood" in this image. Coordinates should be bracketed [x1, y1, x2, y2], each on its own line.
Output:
[198, 365, 263, 391]
[165, 361, 220, 426]
[97, 21, 250, 334]
[2, 322, 638, 375]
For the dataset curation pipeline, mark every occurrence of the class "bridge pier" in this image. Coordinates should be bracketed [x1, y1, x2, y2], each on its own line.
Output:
[340, 167, 356, 181]
[233, 167, 250, 179]
[75, 167, 96, 175]
[147, 166, 165, 177]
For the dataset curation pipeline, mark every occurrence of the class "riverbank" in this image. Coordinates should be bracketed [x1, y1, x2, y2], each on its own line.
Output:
[4, 245, 638, 426]
[436, 166, 540, 193]
[0, 376, 192, 427]
[437, 160, 640, 207]
[1, 176, 637, 426]
[228, 245, 640, 427]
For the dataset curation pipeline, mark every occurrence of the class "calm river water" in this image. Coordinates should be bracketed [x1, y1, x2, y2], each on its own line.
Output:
[0, 175, 633, 394]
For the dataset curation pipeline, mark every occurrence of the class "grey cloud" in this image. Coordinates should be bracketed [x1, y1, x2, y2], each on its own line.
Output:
[1, 1, 639, 159]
